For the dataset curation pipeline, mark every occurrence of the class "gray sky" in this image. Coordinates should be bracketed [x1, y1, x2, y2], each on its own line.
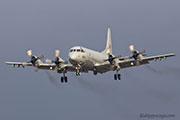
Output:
[0, 0, 180, 120]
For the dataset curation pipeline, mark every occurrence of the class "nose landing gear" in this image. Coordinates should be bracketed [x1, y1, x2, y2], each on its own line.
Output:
[75, 65, 81, 76]
[75, 69, 81, 76]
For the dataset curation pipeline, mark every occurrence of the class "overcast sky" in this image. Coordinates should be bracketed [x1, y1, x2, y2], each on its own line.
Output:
[0, 0, 180, 120]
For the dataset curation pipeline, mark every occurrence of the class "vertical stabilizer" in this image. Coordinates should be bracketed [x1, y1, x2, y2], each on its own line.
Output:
[102, 28, 112, 54]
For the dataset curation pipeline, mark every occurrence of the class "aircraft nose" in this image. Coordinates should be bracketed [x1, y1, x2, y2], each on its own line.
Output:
[69, 54, 77, 64]
[69, 54, 76, 60]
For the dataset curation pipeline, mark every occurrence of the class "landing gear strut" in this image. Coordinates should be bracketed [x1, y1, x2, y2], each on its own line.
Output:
[114, 71, 121, 80]
[75, 66, 81, 76]
[76, 69, 81, 76]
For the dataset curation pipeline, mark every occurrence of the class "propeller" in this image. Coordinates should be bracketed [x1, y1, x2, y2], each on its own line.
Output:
[104, 54, 121, 64]
[26, 49, 44, 72]
[45, 50, 67, 66]
[55, 50, 60, 58]
[129, 45, 146, 60]
[27, 49, 32, 58]
[129, 45, 134, 52]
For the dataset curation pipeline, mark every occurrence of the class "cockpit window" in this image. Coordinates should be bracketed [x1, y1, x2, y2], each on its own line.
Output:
[70, 48, 85, 52]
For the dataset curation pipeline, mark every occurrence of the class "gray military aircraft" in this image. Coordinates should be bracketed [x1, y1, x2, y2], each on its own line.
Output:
[5, 28, 176, 83]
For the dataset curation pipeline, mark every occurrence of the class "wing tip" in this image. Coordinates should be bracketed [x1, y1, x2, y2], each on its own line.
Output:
[170, 53, 176, 56]
[5, 62, 10, 64]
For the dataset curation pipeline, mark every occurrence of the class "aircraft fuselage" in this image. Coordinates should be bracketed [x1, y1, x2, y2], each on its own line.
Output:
[68, 46, 109, 71]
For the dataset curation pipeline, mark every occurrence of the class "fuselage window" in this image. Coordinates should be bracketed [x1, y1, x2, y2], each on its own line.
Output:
[77, 49, 80, 52]
[70, 49, 73, 52]
[73, 49, 76, 52]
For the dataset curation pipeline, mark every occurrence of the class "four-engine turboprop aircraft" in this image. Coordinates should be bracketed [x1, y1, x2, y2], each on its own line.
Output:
[5, 28, 176, 83]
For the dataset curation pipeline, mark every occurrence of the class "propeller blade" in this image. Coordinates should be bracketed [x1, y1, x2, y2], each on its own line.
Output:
[27, 49, 32, 57]
[113, 55, 122, 59]
[119, 56, 132, 60]
[104, 59, 109, 62]
[38, 54, 44, 59]
[45, 59, 53, 63]
[34, 67, 38, 72]
[55, 50, 60, 58]
[104, 54, 121, 63]
[129, 45, 134, 52]
[139, 49, 146, 56]
[139, 49, 145, 54]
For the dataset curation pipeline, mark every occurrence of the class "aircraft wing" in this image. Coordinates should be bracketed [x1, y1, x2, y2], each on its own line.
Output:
[5, 61, 89, 73]
[119, 53, 176, 69]
[95, 53, 175, 72]
[95, 63, 113, 73]
[37, 63, 56, 70]
[38, 63, 88, 73]
[140, 53, 175, 62]
[5, 61, 57, 70]
[36, 63, 88, 73]
[5, 62, 32, 67]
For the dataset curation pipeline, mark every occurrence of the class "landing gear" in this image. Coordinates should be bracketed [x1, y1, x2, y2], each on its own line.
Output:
[61, 77, 64, 83]
[75, 66, 81, 76]
[60, 72, 68, 83]
[114, 74, 117, 80]
[118, 74, 121, 80]
[60, 76, 68, 83]
[93, 71, 97, 75]
[76, 69, 81, 76]
[93, 67, 97, 75]
[114, 71, 121, 80]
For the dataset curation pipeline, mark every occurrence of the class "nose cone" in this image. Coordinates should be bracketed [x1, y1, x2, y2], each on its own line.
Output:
[69, 54, 78, 65]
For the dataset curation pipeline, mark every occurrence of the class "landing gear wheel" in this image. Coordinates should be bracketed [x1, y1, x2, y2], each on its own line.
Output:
[76, 70, 80, 76]
[114, 74, 117, 80]
[64, 77, 68, 83]
[93, 71, 97, 75]
[118, 74, 121, 80]
[61, 77, 64, 83]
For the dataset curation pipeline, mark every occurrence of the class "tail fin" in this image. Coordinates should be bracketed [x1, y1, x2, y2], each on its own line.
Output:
[101, 28, 112, 54]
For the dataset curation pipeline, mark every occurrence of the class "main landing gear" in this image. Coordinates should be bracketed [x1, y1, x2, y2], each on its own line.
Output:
[60, 72, 68, 83]
[114, 71, 121, 80]
[93, 67, 97, 75]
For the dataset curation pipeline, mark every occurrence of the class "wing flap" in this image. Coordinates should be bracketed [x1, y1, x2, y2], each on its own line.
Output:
[119, 60, 149, 68]
[37, 63, 56, 70]
[95, 63, 112, 73]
